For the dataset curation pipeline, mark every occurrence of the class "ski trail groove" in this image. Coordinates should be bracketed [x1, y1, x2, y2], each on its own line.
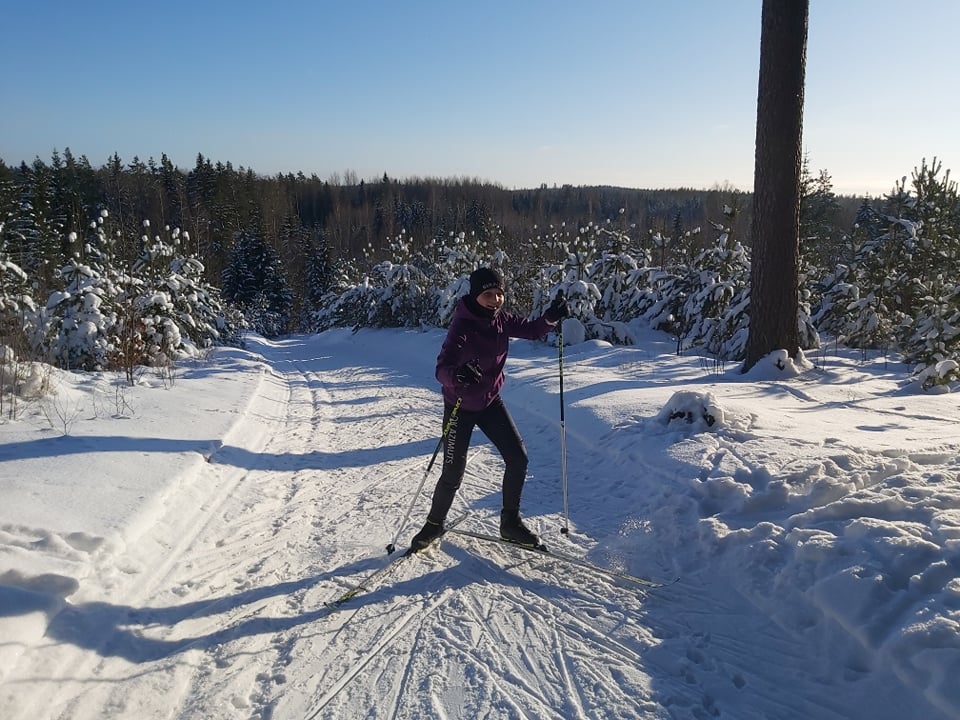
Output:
[304, 584, 459, 719]
[551, 624, 589, 720]
[437, 545, 660, 718]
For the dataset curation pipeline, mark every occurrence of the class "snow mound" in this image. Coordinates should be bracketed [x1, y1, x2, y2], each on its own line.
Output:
[657, 390, 725, 429]
[741, 348, 814, 380]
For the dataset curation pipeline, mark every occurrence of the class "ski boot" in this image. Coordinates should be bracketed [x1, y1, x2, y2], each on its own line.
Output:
[409, 518, 444, 553]
[499, 509, 542, 548]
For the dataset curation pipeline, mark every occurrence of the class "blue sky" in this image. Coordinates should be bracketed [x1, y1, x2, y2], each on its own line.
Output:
[2, 0, 958, 196]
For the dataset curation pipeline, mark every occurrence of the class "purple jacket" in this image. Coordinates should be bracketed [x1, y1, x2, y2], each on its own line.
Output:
[436, 297, 556, 412]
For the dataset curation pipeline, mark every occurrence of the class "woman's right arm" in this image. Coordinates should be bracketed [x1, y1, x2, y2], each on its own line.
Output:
[435, 320, 467, 388]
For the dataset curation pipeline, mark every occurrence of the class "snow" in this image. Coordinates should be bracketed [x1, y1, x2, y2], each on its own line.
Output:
[1, 325, 958, 720]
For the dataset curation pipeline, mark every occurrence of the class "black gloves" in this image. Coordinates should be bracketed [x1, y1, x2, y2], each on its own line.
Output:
[545, 293, 570, 322]
[455, 360, 483, 386]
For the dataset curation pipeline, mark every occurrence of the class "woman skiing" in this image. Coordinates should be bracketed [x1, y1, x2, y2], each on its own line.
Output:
[410, 267, 569, 551]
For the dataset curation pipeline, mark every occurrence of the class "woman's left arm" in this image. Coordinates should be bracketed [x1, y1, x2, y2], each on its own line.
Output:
[502, 310, 556, 340]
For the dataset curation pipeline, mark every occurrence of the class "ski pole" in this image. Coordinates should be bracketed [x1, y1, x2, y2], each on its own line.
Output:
[558, 296, 570, 535]
[386, 397, 462, 555]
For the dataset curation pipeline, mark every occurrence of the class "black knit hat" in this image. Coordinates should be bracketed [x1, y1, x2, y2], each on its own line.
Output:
[469, 267, 504, 298]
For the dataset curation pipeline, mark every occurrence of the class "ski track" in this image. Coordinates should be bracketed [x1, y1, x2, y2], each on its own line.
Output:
[4, 333, 943, 720]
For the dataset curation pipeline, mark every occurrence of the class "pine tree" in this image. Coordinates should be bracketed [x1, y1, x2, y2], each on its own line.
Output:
[43, 254, 117, 370]
[800, 161, 843, 269]
[302, 231, 335, 311]
[684, 233, 752, 361]
[744, 0, 808, 371]
[222, 231, 292, 337]
[888, 159, 960, 382]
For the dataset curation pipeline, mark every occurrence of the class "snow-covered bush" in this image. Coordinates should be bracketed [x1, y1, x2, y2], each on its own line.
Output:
[312, 230, 440, 331]
[893, 162, 960, 384]
[526, 224, 613, 343]
[429, 231, 491, 326]
[915, 357, 960, 392]
[316, 261, 432, 331]
[312, 229, 511, 331]
[680, 233, 752, 360]
[581, 221, 651, 326]
[814, 159, 960, 384]
[39, 213, 127, 370]
[26, 213, 243, 378]
[166, 254, 236, 348]
[589, 251, 643, 324]
[0, 239, 37, 352]
[372, 260, 433, 327]
[41, 255, 117, 370]
[903, 280, 960, 389]
[634, 231, 754, 359]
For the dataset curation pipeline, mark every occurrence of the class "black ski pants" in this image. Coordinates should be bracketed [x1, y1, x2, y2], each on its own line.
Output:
[427, 395, 528, 523]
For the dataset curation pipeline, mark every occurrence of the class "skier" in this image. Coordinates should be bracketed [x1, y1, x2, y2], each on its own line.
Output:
[410, 267, 569, 552]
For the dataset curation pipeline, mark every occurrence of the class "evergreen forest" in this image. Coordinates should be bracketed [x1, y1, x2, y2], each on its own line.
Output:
[1, 149, 959, 396]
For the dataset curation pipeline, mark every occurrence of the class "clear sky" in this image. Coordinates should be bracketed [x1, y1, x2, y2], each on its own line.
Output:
[2, 0, 958, 197]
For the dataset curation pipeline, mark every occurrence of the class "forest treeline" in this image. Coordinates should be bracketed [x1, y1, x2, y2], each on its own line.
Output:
[0, 149, 862, 318]
[3, 149, 959, 393]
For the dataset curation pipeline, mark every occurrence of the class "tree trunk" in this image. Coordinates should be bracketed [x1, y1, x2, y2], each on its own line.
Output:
[744, 0, 809, 372]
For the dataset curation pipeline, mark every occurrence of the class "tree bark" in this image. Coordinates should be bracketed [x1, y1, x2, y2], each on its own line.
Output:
[744, 0, 809, 372]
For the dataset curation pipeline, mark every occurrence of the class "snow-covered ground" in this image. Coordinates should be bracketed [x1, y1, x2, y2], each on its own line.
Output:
[1, 325, 958, 720]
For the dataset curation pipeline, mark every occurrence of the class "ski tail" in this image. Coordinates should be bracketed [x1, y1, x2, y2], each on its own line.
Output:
[448, 526, 677, 589]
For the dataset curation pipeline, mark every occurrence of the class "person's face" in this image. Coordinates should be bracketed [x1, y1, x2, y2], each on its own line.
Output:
[477, 288, 505, 311]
